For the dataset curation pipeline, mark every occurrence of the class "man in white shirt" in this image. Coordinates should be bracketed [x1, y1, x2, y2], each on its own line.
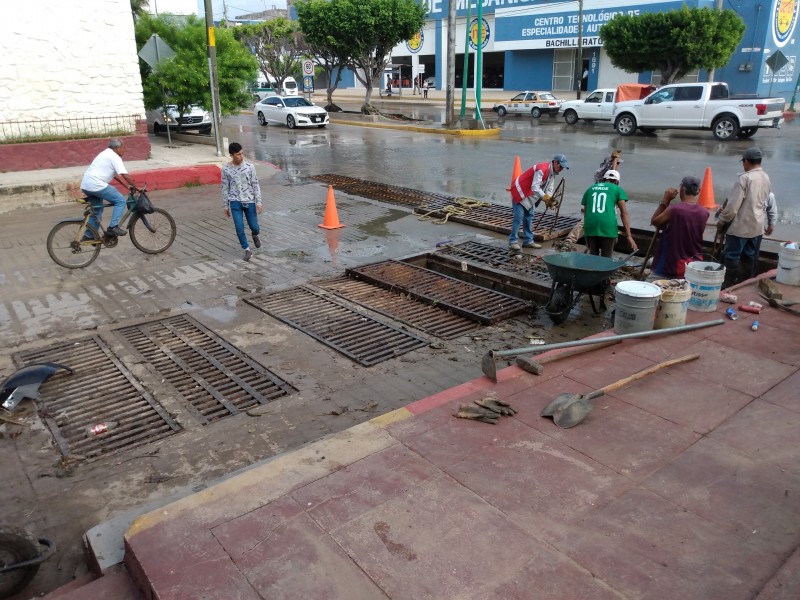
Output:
[80, 138, 139, 237]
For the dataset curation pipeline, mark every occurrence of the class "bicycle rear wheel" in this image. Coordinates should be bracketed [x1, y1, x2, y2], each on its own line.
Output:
[129, 208, 176, 254]
[47, 222, 101, 268]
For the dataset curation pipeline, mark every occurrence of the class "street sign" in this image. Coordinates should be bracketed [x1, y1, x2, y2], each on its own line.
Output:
[419, 64, 426, 73]
[303, 76, 314, 93]
[302, 60, 314, 76]
[138, 34, 175, 69]
[766, 50, 788, 73]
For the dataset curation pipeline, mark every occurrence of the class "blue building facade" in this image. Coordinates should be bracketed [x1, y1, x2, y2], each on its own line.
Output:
[376, 0, 799, 98]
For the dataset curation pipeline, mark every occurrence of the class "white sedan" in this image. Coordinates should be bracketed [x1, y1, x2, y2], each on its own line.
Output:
[254, 96, 329, 129]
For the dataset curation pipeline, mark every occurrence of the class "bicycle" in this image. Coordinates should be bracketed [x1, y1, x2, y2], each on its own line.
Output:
[46, 187, 177, 269]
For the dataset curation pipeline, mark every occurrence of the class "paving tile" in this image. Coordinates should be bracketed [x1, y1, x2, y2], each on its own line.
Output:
[212, 496, 384, 599]
[620, 327, 713, 363]
[676, 339, 795, 397]
[438, 418, 634, 544]
[290, 444, 440, 531]
[512, 377, 701, 478]
[556, 487, 781, 600]
[557, 349, 655, 390]
[126, 526, 259, 600]
[756, 545, 800, 600]
[643, 437, 800, 555]
[702, 317, 800, 367]
[331, 474, 563, 600]
[608, 368, 755, 434]
[708, 399, 800, 476]
[760, 368, 800, 413]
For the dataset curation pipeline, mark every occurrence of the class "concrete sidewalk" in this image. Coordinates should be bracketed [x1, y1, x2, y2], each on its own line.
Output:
[60, 274, 799, 599]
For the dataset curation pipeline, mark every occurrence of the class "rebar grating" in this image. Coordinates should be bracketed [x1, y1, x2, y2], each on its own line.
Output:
[347, 260, 529, 324]
[315, 276, 479, 340]
[13, 337, 181, 460]
[311, 174, 579, 240]
[245, 286, 428, 366]
[114, 315, 295, 425]
[436, 241, 552, 283]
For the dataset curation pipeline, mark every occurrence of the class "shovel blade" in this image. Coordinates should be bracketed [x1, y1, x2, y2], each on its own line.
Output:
[481, 351, 497, 382]
[540, 392, 582, 417]
[553, 398, 595, 428]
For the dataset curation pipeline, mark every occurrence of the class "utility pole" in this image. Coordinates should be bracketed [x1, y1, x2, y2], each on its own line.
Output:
[574, 0, 584, 99]
[445, 0, 456, 127]
[204, 0, 224, 157]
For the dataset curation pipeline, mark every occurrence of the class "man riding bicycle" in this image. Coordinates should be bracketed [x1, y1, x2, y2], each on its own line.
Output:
[80, 138, 140, 237]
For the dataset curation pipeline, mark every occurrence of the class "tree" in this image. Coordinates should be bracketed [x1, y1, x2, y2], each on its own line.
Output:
[295, 0, 348, 110]
[599, 7, 745, 84]
[135, 14, 258, 127]
[297, 0, 427, 110]
[130, 0, 149, 23]
[234, 18, 304, 92]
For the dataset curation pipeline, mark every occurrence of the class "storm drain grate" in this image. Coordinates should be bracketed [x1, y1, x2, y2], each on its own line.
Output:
[13, 337, 181, 460]
[347, 260, 529, 324]
[315, 276, 479, 340]
[415, 198, 581, 241]
[312, 174, 452, 208]
[245, 287, 428, 366]
[311, 174, 579, 240]
[437, 241, 553, 283]
[114, 314, 296, 425]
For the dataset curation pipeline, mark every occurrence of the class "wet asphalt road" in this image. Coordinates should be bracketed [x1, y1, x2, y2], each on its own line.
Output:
[226, 102, 800, 244]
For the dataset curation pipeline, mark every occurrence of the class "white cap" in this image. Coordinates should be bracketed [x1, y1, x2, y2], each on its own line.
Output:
[604, 169, 620, 182]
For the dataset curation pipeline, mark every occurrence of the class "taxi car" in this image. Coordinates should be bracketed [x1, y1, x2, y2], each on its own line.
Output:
[492, 91, 562, 118]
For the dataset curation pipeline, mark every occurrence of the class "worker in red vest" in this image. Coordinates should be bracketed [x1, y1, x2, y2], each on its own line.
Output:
[509, 154, 569, 250]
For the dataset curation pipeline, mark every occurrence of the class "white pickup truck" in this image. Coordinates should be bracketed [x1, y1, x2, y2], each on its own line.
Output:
[559, 84, 655, 125]
[611, 82, 785, 140]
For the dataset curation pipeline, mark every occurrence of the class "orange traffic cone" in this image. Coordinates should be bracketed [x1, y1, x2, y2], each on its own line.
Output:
[319, 185, 345, 229]
[505, 156, 522, 191]
[698, 166, 718, 210]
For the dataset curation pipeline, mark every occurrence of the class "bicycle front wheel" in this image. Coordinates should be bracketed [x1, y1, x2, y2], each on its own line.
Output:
[47, 222, 101, 268]
[129, 208, 176, 254]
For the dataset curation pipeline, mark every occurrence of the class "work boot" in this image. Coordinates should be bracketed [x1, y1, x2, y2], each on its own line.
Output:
[522, 242, 542, 249]
[509, 242, 521, 251]
[108, 226, 127, 237]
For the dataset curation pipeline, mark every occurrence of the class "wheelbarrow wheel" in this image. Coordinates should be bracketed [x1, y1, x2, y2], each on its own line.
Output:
[0, 526, 43, 598]
[546, 283, 573, 325]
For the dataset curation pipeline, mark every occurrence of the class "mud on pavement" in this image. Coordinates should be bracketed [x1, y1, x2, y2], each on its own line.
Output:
[0, 171, 611, 597]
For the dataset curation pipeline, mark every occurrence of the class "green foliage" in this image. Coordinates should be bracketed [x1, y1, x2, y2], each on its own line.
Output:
[235, 19, 304, 89]
[599, 7, 745, 84]
[296, 0, 348, 106]
[297, 0, 427, 104]
[135, 14, 258, 119]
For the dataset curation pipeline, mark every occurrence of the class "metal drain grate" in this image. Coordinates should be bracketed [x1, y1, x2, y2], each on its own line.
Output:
[315, 276, 479, 340]
[347, 261, 529, 324]
[437, 241, 552, 283]
[245, 287, 428, 366]
[415, 198, 581, 241]
[311, 174, 579, 240]
[13, 337, 181, 460]
[114, 315, 295, 425]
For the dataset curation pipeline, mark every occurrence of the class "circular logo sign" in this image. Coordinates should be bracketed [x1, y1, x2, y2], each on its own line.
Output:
[469, 18, 490, 51]
[302, 60, 314, 76]
[773, 0, 799, 47]
[406, 31, 424, 53]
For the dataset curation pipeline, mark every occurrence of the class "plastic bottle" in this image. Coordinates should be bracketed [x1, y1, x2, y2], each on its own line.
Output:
[751, 320, 759, 332]
[85, 421, 119, 437]
[725, 307, 738, 320]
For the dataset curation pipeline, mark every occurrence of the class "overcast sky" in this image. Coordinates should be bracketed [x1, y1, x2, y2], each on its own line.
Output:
[149, 0, 286, 20]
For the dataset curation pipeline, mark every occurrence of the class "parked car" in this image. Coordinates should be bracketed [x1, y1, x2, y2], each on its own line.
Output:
[254, 96, 329, 129]
[492, 91, 562, 118]
[281, 77, 299, 97]
[147, 105, 211, 133]
[559, 84, 655, 125]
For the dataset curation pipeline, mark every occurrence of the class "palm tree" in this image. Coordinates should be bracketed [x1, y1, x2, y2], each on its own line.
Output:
[131, 0, 149, 22]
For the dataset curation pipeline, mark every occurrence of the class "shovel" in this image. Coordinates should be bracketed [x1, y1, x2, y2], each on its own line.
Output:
[541, 353, 700, 428]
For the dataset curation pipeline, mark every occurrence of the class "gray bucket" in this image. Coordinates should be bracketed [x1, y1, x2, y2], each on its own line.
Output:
[614, 281, 662, 334]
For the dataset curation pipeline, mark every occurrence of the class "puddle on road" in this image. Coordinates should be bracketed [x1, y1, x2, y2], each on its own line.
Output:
[355, 209, 406, 237]
[186, 295, 241, 324]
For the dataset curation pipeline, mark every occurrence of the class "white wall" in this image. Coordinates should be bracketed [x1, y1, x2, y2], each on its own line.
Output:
[0, 0, 145, 130]
[597, 50, 640, 89]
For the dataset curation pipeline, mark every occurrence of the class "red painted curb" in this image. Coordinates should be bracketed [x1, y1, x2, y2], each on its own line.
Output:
[110, 165, 221, 193]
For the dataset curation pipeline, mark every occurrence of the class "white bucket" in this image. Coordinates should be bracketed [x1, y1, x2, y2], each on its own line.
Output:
[776, 242, 800, 286]
[653, 280, 692, 329]
[614, 281, 662, 334]
[685, 261, 726, 312]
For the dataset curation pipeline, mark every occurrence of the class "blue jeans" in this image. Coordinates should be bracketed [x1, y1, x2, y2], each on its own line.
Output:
[508, 201, 534, 246]
[722, 234, 762, 262]
[229, 201, 260, 249]
[82, 185, 126, 230]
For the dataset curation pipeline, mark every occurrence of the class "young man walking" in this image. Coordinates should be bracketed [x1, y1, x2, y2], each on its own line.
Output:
[222, 143, 262, 261]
